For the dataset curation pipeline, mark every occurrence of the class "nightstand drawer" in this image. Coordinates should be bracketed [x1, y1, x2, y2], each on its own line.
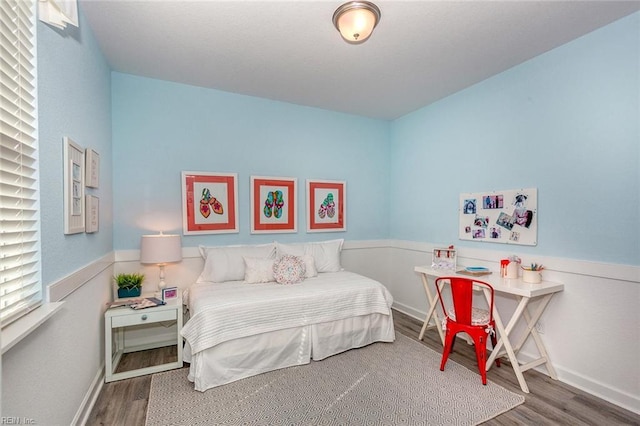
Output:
[111, 309, 177, 327]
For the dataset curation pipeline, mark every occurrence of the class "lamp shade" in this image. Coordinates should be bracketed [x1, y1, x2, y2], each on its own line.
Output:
[333, 1, 381, 44]
[140, 234, 182, 264]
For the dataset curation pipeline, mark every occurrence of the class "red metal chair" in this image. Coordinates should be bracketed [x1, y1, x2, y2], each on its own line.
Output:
[435, 276, 501, 385]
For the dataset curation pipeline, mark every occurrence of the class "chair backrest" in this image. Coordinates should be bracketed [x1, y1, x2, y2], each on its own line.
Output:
[435, 276, 494, 326]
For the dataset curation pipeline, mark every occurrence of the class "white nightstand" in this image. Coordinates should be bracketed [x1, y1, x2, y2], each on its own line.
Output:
[104, 297, 183, 382]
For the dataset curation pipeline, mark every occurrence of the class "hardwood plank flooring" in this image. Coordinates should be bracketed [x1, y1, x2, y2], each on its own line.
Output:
[87, 310, 640, 425]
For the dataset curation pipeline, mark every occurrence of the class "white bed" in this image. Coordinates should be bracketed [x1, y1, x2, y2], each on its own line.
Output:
[181, 270, 395, 391]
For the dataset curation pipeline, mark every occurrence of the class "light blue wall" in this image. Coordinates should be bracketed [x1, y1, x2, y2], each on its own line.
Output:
[37, 14, 113, 284]
[389, 12, 639, 265]
[112, 74, 390, 249]
[108, 12, 638, 265]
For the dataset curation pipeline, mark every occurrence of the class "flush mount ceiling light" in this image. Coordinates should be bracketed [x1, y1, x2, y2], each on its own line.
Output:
[332, 1, 381, 44]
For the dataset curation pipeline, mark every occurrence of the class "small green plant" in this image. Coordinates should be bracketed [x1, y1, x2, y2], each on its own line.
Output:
[114, 273, 145, 291]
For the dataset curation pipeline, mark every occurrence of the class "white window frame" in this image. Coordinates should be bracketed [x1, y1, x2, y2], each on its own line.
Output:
[0, 0, 42, 327]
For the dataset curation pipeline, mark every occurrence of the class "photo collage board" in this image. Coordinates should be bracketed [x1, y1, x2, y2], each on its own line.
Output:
[459, 188, 537, 246]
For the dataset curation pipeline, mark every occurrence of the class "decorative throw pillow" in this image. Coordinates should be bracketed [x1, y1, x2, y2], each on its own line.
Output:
[243, 257, 276, 284]
[273, 255, 306, 285]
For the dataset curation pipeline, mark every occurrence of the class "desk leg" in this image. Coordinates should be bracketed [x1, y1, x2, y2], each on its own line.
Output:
[418, 273, 445, 345]
[517, 295, 559, 380]
[484, 290, 531, 393]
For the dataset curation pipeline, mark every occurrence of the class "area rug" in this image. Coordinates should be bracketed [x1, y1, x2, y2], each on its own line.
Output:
[145, 333, 524, 425]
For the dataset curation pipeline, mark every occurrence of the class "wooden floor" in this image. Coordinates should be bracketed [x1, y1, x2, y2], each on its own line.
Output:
[87, 309, 640, 425]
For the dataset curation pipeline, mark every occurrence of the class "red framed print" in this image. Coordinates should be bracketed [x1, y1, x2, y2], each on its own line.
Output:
[307, 179, 346, 233]
[251, 176, 297, 234]
[182, 171, 239, 235]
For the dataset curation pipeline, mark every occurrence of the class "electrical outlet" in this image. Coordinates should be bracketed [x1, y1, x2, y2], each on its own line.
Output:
[535, 321, 544, 334]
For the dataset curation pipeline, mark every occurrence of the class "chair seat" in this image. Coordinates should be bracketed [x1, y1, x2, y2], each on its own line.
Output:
[447, 306, 490, 325]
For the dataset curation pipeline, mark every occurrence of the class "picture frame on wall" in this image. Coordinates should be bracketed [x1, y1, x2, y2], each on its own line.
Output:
[85, 149, 100, 188]
[306, 179, 346, 233]
[182, 171, 239, 235]
[85, 195, 99, 233]
[63, 136, 85, 234]
[458, 187, 538, 246]
[250, 175, 297, 234]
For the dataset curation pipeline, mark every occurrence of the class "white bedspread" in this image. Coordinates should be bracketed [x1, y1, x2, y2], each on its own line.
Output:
[181, 271, 393, 355]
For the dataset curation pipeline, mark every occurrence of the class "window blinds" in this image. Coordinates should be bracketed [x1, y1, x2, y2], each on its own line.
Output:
[0, 0, 42, 326]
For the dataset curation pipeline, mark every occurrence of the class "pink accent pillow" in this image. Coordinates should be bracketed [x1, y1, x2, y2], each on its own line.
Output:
[273, 255, 306, 285]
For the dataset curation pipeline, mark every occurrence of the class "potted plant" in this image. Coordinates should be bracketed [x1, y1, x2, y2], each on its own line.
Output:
[114, 273, 145, 298]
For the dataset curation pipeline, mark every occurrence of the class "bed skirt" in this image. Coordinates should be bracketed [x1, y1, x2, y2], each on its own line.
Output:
[184, 311, 395, 391]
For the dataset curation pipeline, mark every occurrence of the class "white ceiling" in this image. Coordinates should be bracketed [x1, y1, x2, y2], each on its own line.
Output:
[80, 1, 640, 120]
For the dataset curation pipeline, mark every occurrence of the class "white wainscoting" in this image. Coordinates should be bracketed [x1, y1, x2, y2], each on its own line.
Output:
[111, 240, 639, 415]
[383, 240, 640, 415]
[4, 254, 114, 426]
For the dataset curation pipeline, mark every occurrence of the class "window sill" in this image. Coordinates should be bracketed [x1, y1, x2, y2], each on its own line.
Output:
[1, 302, 65, 354]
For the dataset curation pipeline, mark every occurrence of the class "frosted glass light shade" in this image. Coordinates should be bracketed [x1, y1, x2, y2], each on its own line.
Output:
[140, 234, 182, 265]
[333, 1, 381, 44]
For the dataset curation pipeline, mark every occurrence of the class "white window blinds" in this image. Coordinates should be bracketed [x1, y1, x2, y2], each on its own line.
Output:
[0, 0, 41, 326]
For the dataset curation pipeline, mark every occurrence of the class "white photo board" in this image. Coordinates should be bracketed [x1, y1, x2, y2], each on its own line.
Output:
[459, 188, 537, 246]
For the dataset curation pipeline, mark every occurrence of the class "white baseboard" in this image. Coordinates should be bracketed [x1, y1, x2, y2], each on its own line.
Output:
[72, 363, 105, 426]
[392, 302, 425, 322]
[395, 301, 640, 414]
[515, 353, 640, 415]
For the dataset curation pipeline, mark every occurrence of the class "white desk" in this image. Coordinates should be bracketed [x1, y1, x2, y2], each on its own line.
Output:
[414, 265, 564, 393]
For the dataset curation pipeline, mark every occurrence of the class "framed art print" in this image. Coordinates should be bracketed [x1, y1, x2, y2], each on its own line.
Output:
[85, 195, 99, 233]
[307, 179, 346, 232]
[63, 136, 85, 234]
[182, 171, 239, 235]
[85, 148, 100, 188]
[251, 176, 297, 234]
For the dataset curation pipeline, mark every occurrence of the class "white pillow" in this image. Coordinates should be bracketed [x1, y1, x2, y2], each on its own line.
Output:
[275, 241, 306, 257]
[307, 239, 343, 272]
[197, 243, 276, 283]
[273, 255, 306, 285]
[243, 257, 276, 284]
[299, 254, 318, 278]
[276, 239, 343, 273]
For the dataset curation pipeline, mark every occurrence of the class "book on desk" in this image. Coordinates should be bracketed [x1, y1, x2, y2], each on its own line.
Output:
[456, 266, 492, 277]
[106, 297, 166, 310]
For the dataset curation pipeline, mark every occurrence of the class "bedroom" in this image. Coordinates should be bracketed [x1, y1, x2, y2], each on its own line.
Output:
[1, 1, 638, 424]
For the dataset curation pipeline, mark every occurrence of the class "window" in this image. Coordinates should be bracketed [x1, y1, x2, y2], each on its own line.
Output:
[0, 0, 41, 326]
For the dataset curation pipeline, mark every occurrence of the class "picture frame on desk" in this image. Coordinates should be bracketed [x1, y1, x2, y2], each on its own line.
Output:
[162, 287, 178, 301]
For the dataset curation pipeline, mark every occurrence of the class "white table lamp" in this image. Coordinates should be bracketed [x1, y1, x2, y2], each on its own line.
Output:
[140, 233, 182, 292]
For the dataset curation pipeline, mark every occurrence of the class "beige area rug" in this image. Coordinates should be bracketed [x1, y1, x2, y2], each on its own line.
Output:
[146, 333, 524, 425]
